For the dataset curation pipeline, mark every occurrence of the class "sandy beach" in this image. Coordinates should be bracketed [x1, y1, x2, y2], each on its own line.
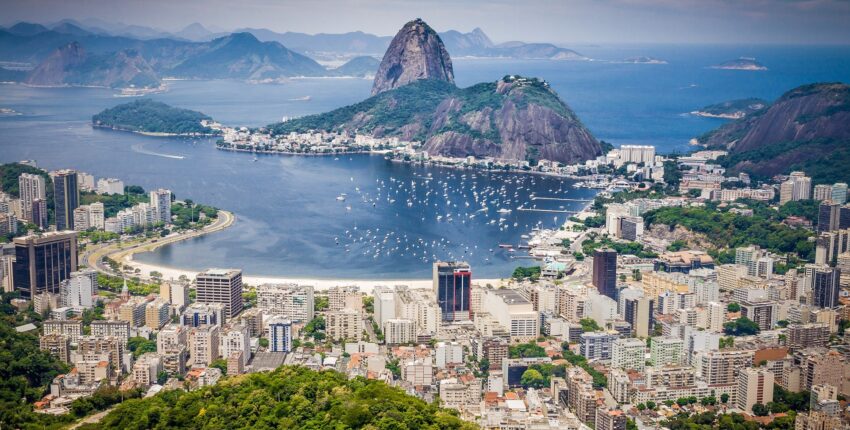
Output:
[124, 254, 504, 293]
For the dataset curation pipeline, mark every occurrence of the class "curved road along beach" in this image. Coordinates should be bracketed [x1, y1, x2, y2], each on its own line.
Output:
[84, 210, 235, 277]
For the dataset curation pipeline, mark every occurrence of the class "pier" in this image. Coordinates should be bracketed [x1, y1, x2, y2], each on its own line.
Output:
[517, 207, 580, 214]
[530, 196, 593, 202]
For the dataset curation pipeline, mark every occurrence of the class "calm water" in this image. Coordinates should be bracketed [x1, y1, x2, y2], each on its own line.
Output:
[1, 44, 849, 279]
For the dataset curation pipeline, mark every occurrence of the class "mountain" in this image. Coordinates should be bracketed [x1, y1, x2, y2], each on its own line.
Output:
[240, 28, 392, 56]
[173, 23, 222, 41]
[492, 42, 587, 60]
[329, 55, 380, 77]
[372, 18, 454, 95]
[6, 22, 49, 36]
[439, 27, 493, 55]
[701, 82, 850, 183]
[166, 32, 326, 79]
[711, 57, 767, 71]
[92, 99, 217, 135]
[271, 76, 600, 164]
[25, 42, 160, 88]
[691, 98, 767, 119]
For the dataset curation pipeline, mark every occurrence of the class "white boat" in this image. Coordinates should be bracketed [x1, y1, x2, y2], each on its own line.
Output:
[336, 195, 346, 201]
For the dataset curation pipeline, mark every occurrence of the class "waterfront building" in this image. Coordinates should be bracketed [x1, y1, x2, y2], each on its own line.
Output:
[12, 231, 78, 299]
[592, 248, 618, 300]
[149, 188, 172, 224]
[195, 268, 243, 319]
[433, 261, 471, 322]
[96, 178, 124, 195]
[53, 169, 79, 230]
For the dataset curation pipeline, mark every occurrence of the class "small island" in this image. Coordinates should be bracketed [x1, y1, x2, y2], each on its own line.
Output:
[92, 99, 220, 136]
[623, 56, 667, 64]
[690, 97, 768, 119]
[710, 57, 768, 71]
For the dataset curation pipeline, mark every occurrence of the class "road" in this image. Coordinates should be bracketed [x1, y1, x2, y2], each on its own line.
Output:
[83, 210, 234, 277]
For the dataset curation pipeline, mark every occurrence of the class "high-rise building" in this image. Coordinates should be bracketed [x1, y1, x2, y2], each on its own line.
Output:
[788, 323, 830, 351]
[383, 318, 415, 344]
[326, 308, 363, 341]
[741, 301, 778, 331]
[149, 189, 172, 224]
[12, 231, 78, 299]
[592, 249, 618, 300]
[623, 297, 654, 338]
[181, 303, 225, 327]
[814, 184, 833, 201]
[807, 265, 840, 308]
[611, 338, 646, 372]
[256, 283, 314, 322]
[328, 285, 361, 311]
[736, 367, 774, 414]
[268, 317, 293, 353]
[145, 299, 170, 329]
[779, 171, 812, 205]
[96, 178, 124, 195]
[53, 170, 79, 231]
[160, 282, 189, 309]
[832, 183, 848, 204]
[195, 269, 243, 319]
[189, 325, 220, 367]
[88, 202, 105, 230]
[60, 269, 97, 312]
[579, 332, 616, 360]
[818, 201, 842, 233]
[595, 408, 627, 430]
[433, 261, 471, 322]
[18, 173, 45, 223]
[220, 324, 251, 366]
[649, 336, 684, 366]
[31, 198, 47, 230]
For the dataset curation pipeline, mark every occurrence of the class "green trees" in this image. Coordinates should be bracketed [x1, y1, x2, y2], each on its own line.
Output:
[520, 369, 546, 388]
[752, 403, 769, 416]
[512, 266, 541, 281]
[643, 205, 815, 260]
[127, 337, 157, 358]
[727, 303, 741, 312]
[92, 99, 218, 135]
[508, 341, 546, 358]
[89, 366, 477, 429]
[723, 317, 761, 336]
[579, 318, 601, 332]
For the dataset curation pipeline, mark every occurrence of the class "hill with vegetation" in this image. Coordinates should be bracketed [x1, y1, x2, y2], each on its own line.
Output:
[270, 76, 601, 164]
[691, 97, 767, 119]
[80, 366, 476, 429]
[329, 55, 380, 77]
[699, 82, 850, 183]
[92, 99, 218, 135]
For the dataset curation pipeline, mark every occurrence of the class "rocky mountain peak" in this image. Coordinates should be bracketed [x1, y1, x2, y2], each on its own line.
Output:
[371, 18, 454, 95]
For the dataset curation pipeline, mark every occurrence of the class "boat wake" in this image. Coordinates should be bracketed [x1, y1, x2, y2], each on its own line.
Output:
[131, 143, 185, 160]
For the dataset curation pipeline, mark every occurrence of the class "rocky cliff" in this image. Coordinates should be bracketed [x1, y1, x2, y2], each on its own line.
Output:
[701, 82, 850, 182]
[371, 18, 454, 95]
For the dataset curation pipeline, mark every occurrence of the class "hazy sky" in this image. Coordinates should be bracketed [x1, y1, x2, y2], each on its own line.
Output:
[3, 0, 850, 45]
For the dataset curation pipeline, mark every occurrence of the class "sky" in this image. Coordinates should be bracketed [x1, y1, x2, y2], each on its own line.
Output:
[2, 0, 850, 45]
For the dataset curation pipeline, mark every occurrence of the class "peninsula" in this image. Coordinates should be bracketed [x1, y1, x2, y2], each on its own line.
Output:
[92, 99, 220, 136]
[690, 97, 767, 119]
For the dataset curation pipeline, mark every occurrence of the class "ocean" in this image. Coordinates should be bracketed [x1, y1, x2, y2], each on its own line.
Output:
[1, 44, 848, 279]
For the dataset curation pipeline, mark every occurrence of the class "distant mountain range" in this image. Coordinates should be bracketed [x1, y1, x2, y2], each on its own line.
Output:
[0, 20, 590, 89]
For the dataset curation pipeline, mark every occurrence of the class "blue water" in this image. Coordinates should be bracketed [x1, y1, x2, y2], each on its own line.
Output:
[1, 45, 848, 279]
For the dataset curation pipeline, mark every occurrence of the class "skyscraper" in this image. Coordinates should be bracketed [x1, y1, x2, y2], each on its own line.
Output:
[592, 248, 618, 301]
[12, 231, 78, 299]
[832, 183, 848, 204]
[195, 269, 243, 319]
[809, 266, 840, 309]
[268, 317, 292, 353]
[53, 170, 79, 231]
[433, 261, 471, 322]
[149, 188, 172, 224]
[18, 173, 46, 224]
[623, 296, 654, 338]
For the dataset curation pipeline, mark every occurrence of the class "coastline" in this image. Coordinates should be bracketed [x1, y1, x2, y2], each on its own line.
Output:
[92, 124, 219, 137]
[94, 208, 503, 292]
